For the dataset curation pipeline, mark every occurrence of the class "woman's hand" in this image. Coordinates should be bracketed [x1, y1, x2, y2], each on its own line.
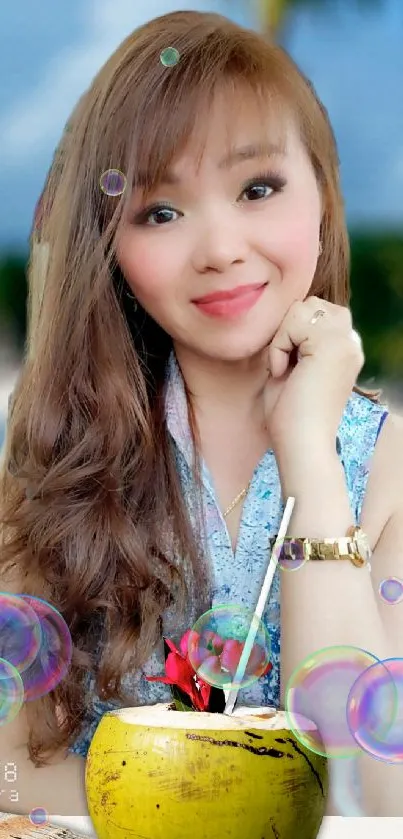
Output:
[263, 296, 365, 458]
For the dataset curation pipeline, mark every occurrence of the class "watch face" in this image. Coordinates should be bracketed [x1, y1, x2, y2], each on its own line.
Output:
[355, 529, 372, 562]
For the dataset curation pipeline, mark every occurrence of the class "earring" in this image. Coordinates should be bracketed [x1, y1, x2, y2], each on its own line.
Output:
[318, 240, 323, 256]
[126, 290, 138, 312]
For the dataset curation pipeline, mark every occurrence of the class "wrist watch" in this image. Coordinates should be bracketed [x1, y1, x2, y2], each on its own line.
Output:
[280, 526, 372, 570]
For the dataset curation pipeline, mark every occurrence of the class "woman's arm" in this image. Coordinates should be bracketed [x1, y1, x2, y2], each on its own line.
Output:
[0, 711, 89, 816]
[0, 568, 89, 816]
[277, 413, 403, 817]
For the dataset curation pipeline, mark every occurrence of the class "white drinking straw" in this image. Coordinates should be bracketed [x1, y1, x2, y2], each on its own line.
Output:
[224, 496, 295, 715]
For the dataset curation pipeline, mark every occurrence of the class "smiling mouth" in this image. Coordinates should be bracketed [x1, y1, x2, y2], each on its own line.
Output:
[192, 283, 268, 319]
[193, 283, 267, 304]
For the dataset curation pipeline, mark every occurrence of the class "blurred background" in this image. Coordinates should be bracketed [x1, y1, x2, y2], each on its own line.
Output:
[1, 0, 402, 449]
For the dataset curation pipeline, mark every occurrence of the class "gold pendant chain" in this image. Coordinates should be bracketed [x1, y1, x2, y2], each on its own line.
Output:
[223, 482, 251, 519]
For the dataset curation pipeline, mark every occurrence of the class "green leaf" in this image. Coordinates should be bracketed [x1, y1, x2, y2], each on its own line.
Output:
[171, 684, 196, 713]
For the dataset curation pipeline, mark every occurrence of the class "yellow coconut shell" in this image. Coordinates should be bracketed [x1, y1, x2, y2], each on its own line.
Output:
[85, 703, 328, 839]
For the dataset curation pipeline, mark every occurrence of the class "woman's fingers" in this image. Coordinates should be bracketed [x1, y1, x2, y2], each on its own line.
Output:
[266, 297, 353, 378]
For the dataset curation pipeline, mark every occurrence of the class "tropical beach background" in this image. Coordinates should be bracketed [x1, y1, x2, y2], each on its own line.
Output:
[1, 0, 402, 451]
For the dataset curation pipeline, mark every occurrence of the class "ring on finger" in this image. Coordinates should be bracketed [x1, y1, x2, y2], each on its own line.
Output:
[310, 308, 326, 325]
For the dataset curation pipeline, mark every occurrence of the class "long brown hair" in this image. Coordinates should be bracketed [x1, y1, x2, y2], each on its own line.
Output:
[0, 9, 380, 766]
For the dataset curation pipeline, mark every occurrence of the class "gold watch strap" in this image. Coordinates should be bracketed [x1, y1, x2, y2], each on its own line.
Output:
[280, 526, 372, 569]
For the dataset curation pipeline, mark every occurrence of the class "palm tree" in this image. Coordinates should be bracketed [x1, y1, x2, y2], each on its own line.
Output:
[257, 0, 382, 38]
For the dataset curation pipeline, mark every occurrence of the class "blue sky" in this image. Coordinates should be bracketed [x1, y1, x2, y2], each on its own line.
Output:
[1, 0, 402, 251]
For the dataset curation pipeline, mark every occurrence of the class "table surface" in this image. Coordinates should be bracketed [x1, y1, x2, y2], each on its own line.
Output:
[2, 811, 403, 837]
[46, 815, 403, 838]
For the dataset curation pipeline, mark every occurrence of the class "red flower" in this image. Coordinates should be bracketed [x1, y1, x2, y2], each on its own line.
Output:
[145, 629, 212, 711]
[188, 630, 272, 684]
[145, 628, 272, 712]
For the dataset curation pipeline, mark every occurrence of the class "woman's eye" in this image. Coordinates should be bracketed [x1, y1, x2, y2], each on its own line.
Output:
[143, 206, 178, 226]
[240, 175, 286, 202]
[136, 175, 285, 226]
[241, 182, 274, 201]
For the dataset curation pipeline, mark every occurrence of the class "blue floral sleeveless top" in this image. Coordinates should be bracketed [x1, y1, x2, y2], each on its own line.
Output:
[69, 353, 388, 757]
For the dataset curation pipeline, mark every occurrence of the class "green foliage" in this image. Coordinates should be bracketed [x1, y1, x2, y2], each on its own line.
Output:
[0, 232, 402, 381]
[283, 0, 382, 10]
[260, 0, 383, 36]
[0, 251, 28, 350]
[350, 232, 403, 382]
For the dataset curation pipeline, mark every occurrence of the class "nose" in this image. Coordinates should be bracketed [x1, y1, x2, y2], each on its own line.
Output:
[192, 211, 249, 274]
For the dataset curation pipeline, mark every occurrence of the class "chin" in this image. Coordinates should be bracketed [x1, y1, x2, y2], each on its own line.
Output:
[197, 334, 269, 363]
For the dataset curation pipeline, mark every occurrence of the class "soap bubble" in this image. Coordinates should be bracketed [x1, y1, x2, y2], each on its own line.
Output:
[99, 169, 127, 196]
[285, 645, 395, 758]
[29, 807, 49, 826]
[0, 592, 42, 674]
[0, 658, 24, 725]
[379, 577, 403, 605]
[187, 604, 271, 690]
[347, 657, 403, 763]
[19, 595, 73, 701]
[0, 593, 72, 710]
[274, 538, 307, 572]
[160, 47, 180, 67]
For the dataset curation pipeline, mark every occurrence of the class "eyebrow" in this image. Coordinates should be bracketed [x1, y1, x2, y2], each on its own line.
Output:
[138, 141, 287, 188]
[219, 141, 287, 169]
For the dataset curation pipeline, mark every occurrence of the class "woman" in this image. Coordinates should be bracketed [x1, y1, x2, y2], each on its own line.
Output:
[1, 9, 402, 817]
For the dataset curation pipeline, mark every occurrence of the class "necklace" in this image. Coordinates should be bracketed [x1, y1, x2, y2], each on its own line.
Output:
[223, 482, 251, 519]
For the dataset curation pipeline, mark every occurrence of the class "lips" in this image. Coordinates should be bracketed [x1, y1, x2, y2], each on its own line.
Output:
[192, 283, 267, 319]
[193, 283, 266, 304]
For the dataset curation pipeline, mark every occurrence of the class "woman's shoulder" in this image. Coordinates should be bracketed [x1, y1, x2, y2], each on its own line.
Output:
[336, 390, 395, 524]
[343, 389, 389, 434]
[342, 390, 403, 470]
[363, 406, 403, 517]
[337, 389, 389, 465]
[342, 386, 403, 534]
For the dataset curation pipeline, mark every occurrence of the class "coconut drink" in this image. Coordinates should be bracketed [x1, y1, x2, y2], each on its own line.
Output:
[85, 702, 328, 839]
[86, 592, 328, 838]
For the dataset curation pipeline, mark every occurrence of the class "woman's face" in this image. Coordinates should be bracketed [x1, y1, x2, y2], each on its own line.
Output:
[116, 88, 322, 363]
